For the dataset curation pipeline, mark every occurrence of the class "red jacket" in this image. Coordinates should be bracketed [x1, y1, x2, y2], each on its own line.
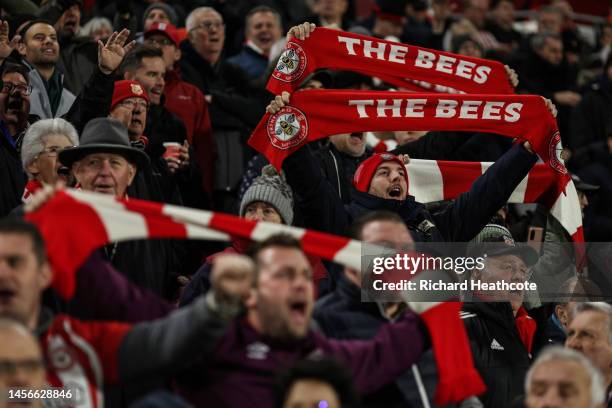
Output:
[164, 69, 216, 196]
[43, 315, 130, 408]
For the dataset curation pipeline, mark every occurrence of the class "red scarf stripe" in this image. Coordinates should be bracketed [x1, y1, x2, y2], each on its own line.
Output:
[437, 160, 484, 199]
[27, 192, 110, 298]
[124, 199, 188, 238]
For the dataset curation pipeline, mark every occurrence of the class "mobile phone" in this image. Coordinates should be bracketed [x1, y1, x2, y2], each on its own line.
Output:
[527, 226, 544, 254]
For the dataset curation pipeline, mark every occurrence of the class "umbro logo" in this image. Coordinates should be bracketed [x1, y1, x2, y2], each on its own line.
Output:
[490, 338, 505, 351]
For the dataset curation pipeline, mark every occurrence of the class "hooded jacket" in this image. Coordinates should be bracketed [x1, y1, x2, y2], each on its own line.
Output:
[283, 143, 537, 242]
[26, 62, 75, 120]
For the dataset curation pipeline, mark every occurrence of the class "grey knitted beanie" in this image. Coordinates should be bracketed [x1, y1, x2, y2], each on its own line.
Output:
[240, 165, 294, 225]
[143, 3, 179, 27]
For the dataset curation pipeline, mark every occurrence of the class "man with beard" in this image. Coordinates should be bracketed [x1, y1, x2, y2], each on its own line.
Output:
[270, 90, 543, 242]
[119, 44, 208, 209]
[175, 234, 428, 407]
[37, 0, 98, 95]
[0, 63, 30, 216]
[16, 20, 75, 119]
[143, 22, 215, 200]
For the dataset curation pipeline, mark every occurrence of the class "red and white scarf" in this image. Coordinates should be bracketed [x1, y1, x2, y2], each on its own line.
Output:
[248, 90, 566, 179]
[26, 189, 484, 405]
[267, 27, 514, 95]
[22, 179, 43, 203]
[406, 159, 583, 243]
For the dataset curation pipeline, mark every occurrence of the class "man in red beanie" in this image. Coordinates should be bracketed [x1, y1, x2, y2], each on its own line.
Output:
[270, 91, 544, 244]
[144, 22, 215, 199]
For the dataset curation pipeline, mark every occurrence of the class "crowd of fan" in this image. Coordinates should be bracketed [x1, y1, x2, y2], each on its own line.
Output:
[0, 0, 611, 407]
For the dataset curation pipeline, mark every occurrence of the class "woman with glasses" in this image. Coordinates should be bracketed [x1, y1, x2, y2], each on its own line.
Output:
[20, 118, 78, 201]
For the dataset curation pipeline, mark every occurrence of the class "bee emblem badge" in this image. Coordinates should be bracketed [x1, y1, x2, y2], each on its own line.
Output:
[272, 42, 307, 83]
[548, 131, 567, 174]
[267, 106, 308, 149]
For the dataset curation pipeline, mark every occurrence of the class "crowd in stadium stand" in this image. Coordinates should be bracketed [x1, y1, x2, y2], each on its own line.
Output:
[0, 0, 611, 407]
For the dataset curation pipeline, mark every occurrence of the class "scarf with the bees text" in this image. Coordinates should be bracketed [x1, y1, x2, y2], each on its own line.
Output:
[267, 27, 514, 95]
[248, 90, 565, 177]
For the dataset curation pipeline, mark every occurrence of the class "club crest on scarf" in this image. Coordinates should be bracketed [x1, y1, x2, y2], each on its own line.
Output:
[548, 131, 567, 175]
[266, 106, 308, 149]
[273, 42, 307, 83]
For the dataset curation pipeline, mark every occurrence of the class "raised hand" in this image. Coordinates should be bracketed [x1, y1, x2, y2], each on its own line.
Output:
[98, 29, 136, 75]
[504, 65, 518, 88]
[0, 21, 20, 61]
[286, 22, 316, 41]
[266, 91, 291, 114]
[210, 254, 255, 307]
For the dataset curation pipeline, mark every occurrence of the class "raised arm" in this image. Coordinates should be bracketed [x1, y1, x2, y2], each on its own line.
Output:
[322, 310, 427, 394]
[268, 92, 351, 235]
[117, 254, 254, 383]
[433, 100, 557, 242]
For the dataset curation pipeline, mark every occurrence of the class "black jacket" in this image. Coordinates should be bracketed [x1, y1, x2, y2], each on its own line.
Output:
[57, 36, 99, 95]
[568, 76, 612, 154]
[178, 41, 265, 131]
[283, 143, 537, 241]
[461, 302, 531, 408]
[0, 123, 26, 217]
[313, 143, 372, 205]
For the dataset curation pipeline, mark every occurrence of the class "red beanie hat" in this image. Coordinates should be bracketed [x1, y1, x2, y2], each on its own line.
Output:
[144, 22, 179, 47]
[111, 80, 149, 110]
[353, 153, 409, 193]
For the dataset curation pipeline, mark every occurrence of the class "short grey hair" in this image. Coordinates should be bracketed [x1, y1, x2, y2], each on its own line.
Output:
[21, 118, 79, 176]
[571, 302, 612, 344]
[186, 7, 222, 32]
[525, 346, 605, 407]
[79, 17, 113, 38]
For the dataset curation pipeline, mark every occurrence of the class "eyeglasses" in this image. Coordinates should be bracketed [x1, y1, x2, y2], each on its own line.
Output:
[146, 37, 175, 47]
[119, 99, 148, 110]
[0, 359, 45, 377]
[191, 21, 224, 32]
[1, 82, 32, 96]
[38, 145, 75, 158]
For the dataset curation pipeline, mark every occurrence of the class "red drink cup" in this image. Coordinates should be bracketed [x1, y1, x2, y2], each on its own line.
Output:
[163, 142, 181, 160]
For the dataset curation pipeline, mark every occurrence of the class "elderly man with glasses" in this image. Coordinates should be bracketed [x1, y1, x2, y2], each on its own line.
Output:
[179, 6, 266, 211]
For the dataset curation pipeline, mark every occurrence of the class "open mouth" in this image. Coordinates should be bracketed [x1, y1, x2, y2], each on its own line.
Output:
[94, 184, 114, 193]
[7, 99, 22, 110]
[57, 166, 70, 179]
[0, 288, 16, 305]
[388, 185, 402, 198]
[289, 300, 307, 321]
[349, 132, 364, 143]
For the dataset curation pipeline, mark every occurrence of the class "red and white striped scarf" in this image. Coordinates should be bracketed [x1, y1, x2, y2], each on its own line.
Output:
[26, 189, 485, 405]
[406, 159, 583, 243]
